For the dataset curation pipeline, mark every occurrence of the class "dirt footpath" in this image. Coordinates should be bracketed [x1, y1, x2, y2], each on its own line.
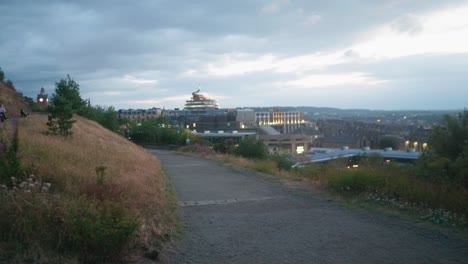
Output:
[149, 149, 468, 264]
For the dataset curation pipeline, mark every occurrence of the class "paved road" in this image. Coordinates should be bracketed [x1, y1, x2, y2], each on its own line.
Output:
[149, 149, 468, 264]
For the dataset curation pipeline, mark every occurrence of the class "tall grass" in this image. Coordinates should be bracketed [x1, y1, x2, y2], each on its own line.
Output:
[326, 167, 468, 217]
[0, 114, 177, 262]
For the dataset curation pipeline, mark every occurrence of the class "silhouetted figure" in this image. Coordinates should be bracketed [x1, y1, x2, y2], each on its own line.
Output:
[0, 104, 6, 123]
[20, 109, 29, 118]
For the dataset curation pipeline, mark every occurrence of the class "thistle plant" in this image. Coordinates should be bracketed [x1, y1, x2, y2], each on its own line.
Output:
[0, 174, 51, 195]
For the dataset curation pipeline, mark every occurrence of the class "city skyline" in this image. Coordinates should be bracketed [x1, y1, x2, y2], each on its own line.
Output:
[1, 0, 468, 110]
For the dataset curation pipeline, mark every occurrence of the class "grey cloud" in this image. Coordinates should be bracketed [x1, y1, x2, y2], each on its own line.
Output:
[1, 0, 467, 110]
[391, 15, 423, 35]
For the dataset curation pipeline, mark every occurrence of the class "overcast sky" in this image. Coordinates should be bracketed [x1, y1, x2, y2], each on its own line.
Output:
[1, 0, 468, 110]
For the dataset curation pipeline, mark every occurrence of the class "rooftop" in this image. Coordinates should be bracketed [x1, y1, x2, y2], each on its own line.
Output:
[308, 147, 421, 163]
[185, 89, 219, 110]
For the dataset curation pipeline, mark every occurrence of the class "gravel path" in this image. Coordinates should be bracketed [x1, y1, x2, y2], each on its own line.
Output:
[149, 149, 468, 264]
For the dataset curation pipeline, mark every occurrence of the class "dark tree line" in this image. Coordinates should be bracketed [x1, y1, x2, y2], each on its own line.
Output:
[124, 117, 192, 146]
[421, 110, 468, 187]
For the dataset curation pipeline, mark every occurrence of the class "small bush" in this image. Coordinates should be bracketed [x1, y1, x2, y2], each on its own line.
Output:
[61, 199, 138, 262]
[232, 137, 268, 159]
[269, 154, 294, 171]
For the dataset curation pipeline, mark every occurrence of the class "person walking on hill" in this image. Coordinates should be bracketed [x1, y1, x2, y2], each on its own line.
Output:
[0, 104, 6, 123]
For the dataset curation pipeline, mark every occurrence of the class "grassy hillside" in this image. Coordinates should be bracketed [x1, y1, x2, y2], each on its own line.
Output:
[1, 114, 177, 262]
[0, 81, 30, 117]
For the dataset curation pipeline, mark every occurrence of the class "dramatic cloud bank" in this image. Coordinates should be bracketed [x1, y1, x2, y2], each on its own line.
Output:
[1, 0, 467, 110]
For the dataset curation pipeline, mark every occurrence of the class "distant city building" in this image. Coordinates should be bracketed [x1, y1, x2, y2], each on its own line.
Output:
[307, 147, 421, 163]
[255, 109, 305, 134]
[312, 135, 369, 149]
[118, 107, 162, 120]
[36, 87, 49, 108]
[163, 89, 257, 132]
[119, 89, 307, 136]
[312, 119, 430, 151]
[184, 89, 219, 111]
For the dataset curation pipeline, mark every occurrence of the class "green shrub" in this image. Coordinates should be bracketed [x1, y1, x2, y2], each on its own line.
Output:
[232, 137, 268, 159]
[62, 199, 138, 262]
[0, 124, 25, 186]
[269, 154, 294, 171]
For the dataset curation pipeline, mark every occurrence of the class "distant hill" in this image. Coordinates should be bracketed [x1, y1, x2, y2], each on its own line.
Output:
[0, 81, 31, 117]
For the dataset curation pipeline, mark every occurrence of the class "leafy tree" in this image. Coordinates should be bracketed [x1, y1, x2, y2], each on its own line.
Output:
[0, 67, 4, 82]
[423, 110, 468, 187]
[126, 117, 186, 145]
[47, 75, 84, 136]
[100, 106, 119, 131]
[80, 105, 119, 132]
[54, 75, 86, 113]
[47, 95, 75, 136]
[430, 110, 468, 160]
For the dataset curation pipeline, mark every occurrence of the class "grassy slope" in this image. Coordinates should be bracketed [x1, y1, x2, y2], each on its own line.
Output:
[20, 115, 163, 202]
[0, 82, 29, 116]
[2, 113, 176, 261]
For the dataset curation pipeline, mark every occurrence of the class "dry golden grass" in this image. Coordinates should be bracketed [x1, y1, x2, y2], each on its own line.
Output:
[14, 114, 174, 247]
